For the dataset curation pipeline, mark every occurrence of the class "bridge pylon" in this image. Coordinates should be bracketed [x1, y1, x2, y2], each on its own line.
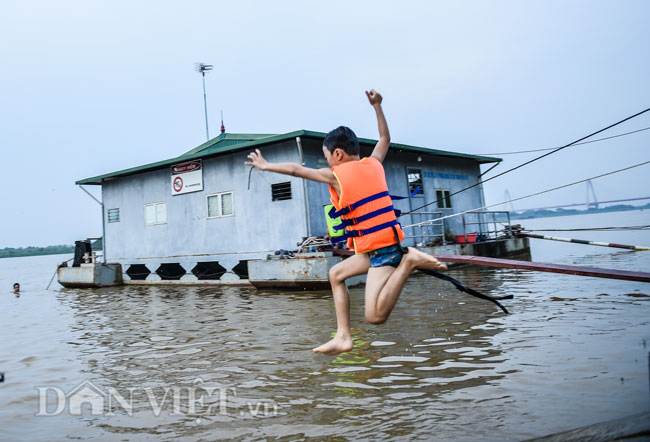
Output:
[586, 180, 599, 209]
[504, 189, 516, 213]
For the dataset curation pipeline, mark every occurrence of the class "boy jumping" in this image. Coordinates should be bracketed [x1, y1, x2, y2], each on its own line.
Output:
[246, 90, 447, 355]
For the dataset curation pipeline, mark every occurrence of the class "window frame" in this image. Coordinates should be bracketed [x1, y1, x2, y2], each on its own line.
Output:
[406, 168, 424, 197]
[207, 191, 235, 219]
[144, 201, 167, 226]
[435, 189, 453, 210]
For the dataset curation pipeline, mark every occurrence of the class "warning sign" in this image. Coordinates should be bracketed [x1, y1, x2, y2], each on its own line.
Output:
[173, 176, 183, 192]
[171, 160, 203, 195]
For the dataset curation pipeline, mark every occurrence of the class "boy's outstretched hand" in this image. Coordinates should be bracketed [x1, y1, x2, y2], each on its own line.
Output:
[245, 148, 268, 170]
[365, 89, 383, 106]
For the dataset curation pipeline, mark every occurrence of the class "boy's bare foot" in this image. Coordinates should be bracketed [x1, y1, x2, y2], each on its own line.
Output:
[404, 247, 448, 271]
[313, 334, 353, 355]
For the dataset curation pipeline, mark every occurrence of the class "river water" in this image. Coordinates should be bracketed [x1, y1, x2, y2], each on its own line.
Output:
[1, 211, 649, 441]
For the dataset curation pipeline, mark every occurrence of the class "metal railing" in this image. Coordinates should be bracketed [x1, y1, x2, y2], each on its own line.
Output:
[403, 211, 446, 246]
[460, 211, 512, 241]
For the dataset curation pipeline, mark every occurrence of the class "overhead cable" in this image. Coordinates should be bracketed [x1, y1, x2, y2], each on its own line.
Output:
[404, 106, 650, 215]
[402, 159, 650, 229]
[480, 126, 650, 156]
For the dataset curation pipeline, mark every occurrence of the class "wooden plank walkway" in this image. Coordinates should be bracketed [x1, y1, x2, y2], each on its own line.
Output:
[436, 254, 650, 283]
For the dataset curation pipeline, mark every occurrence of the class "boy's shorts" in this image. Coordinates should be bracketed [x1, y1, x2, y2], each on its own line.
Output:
[368, 244, 405, 268]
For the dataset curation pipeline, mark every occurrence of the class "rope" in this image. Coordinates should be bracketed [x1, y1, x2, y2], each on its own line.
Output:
[403, 106, 650, 216]
[46, 268, 58, 291]
[297, 236, 332, 252]
[46, 257, 74, 290]
[403, 159, 650, 229]
[418, 269, 513, 314]
[247, 166, 273, 190]
[480, 126, 650, 156]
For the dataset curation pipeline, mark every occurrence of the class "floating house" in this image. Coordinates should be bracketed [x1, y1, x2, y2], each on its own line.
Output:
[75, 131, 502, 285]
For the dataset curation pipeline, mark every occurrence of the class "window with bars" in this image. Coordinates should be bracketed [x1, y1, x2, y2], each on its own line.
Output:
[271, 182, 292, 201]
[207, 191, 234, 218]
[436, 189, 452, 209]
[144, 201, 167, 225]
[107, 208, 120, 223]
[407, 168, 424, 196]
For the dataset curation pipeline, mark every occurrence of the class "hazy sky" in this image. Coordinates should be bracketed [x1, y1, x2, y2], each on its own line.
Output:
[1, 0, 649, 248]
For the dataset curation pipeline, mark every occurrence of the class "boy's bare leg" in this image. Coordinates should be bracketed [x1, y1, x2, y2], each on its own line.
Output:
[365, 248, 447, 324]
[313, 253, 370, 355]
[363, 266, 396, 323]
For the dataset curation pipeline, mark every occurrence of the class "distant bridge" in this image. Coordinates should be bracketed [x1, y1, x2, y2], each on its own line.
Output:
[511, 196, 650, 213]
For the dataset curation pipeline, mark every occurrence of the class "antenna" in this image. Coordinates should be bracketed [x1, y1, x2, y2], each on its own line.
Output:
[220, 110, 225, 134]
[194, 62, 213, 141]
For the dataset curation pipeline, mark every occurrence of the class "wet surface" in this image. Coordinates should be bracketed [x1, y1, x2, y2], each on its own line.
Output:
[1, 212, 649, 441]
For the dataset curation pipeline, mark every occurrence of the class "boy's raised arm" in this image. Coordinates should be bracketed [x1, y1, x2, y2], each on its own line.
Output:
[367, 89, 391, 162]
[246, 149, 336, 185]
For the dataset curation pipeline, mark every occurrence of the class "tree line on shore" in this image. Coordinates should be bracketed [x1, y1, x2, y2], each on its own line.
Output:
[0, 239, 102, 259]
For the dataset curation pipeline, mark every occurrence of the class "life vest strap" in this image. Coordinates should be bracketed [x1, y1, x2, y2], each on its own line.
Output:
[333, 205, 397, 231]
[330, 220, 400, 244]
[328, 186, 419, 219]
[391, 186, 421, 200]
[329, 191, 390, 218]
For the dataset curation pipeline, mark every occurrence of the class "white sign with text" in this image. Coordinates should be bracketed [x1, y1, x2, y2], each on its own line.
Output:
[171, 160, 203, 195]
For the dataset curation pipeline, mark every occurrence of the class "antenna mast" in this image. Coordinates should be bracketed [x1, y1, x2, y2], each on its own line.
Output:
[194, 62, 213, 141]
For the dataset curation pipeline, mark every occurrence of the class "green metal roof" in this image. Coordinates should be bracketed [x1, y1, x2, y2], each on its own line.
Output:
[76, 130, 501, 185]
[180, 133, 275, 156]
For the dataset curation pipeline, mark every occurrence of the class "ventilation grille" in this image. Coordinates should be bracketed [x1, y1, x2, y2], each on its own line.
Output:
[107, 208, 120, 223]
[271, 182, 292, 201]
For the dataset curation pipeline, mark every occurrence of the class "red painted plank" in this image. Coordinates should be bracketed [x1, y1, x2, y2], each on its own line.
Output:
[436, 254, 650, 283]
[331, 250, 650, 282]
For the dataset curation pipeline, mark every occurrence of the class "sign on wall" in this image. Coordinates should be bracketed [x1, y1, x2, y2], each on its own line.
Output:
[171, 160, 203, 195]
[423, 171, 468, 180]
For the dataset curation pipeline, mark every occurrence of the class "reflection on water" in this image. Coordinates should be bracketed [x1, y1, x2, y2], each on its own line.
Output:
[1, 211, 649, 441]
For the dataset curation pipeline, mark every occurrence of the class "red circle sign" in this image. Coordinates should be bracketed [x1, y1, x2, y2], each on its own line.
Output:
[173, 176, 183, 192]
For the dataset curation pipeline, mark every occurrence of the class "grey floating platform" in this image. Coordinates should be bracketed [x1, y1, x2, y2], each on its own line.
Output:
[246, 237, 529, 289]
[58, 238, 530, 289]
[421, 236, 531, 261]
[58, 263, 123, 288]
[248, 251, 365, 290]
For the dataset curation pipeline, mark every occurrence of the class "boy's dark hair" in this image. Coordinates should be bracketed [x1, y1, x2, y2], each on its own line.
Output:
[13, 283, 19, 287]
[323, 126, 360, 155]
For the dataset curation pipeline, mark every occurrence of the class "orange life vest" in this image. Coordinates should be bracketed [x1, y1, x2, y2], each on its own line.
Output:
[328, 157, 405, 254]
